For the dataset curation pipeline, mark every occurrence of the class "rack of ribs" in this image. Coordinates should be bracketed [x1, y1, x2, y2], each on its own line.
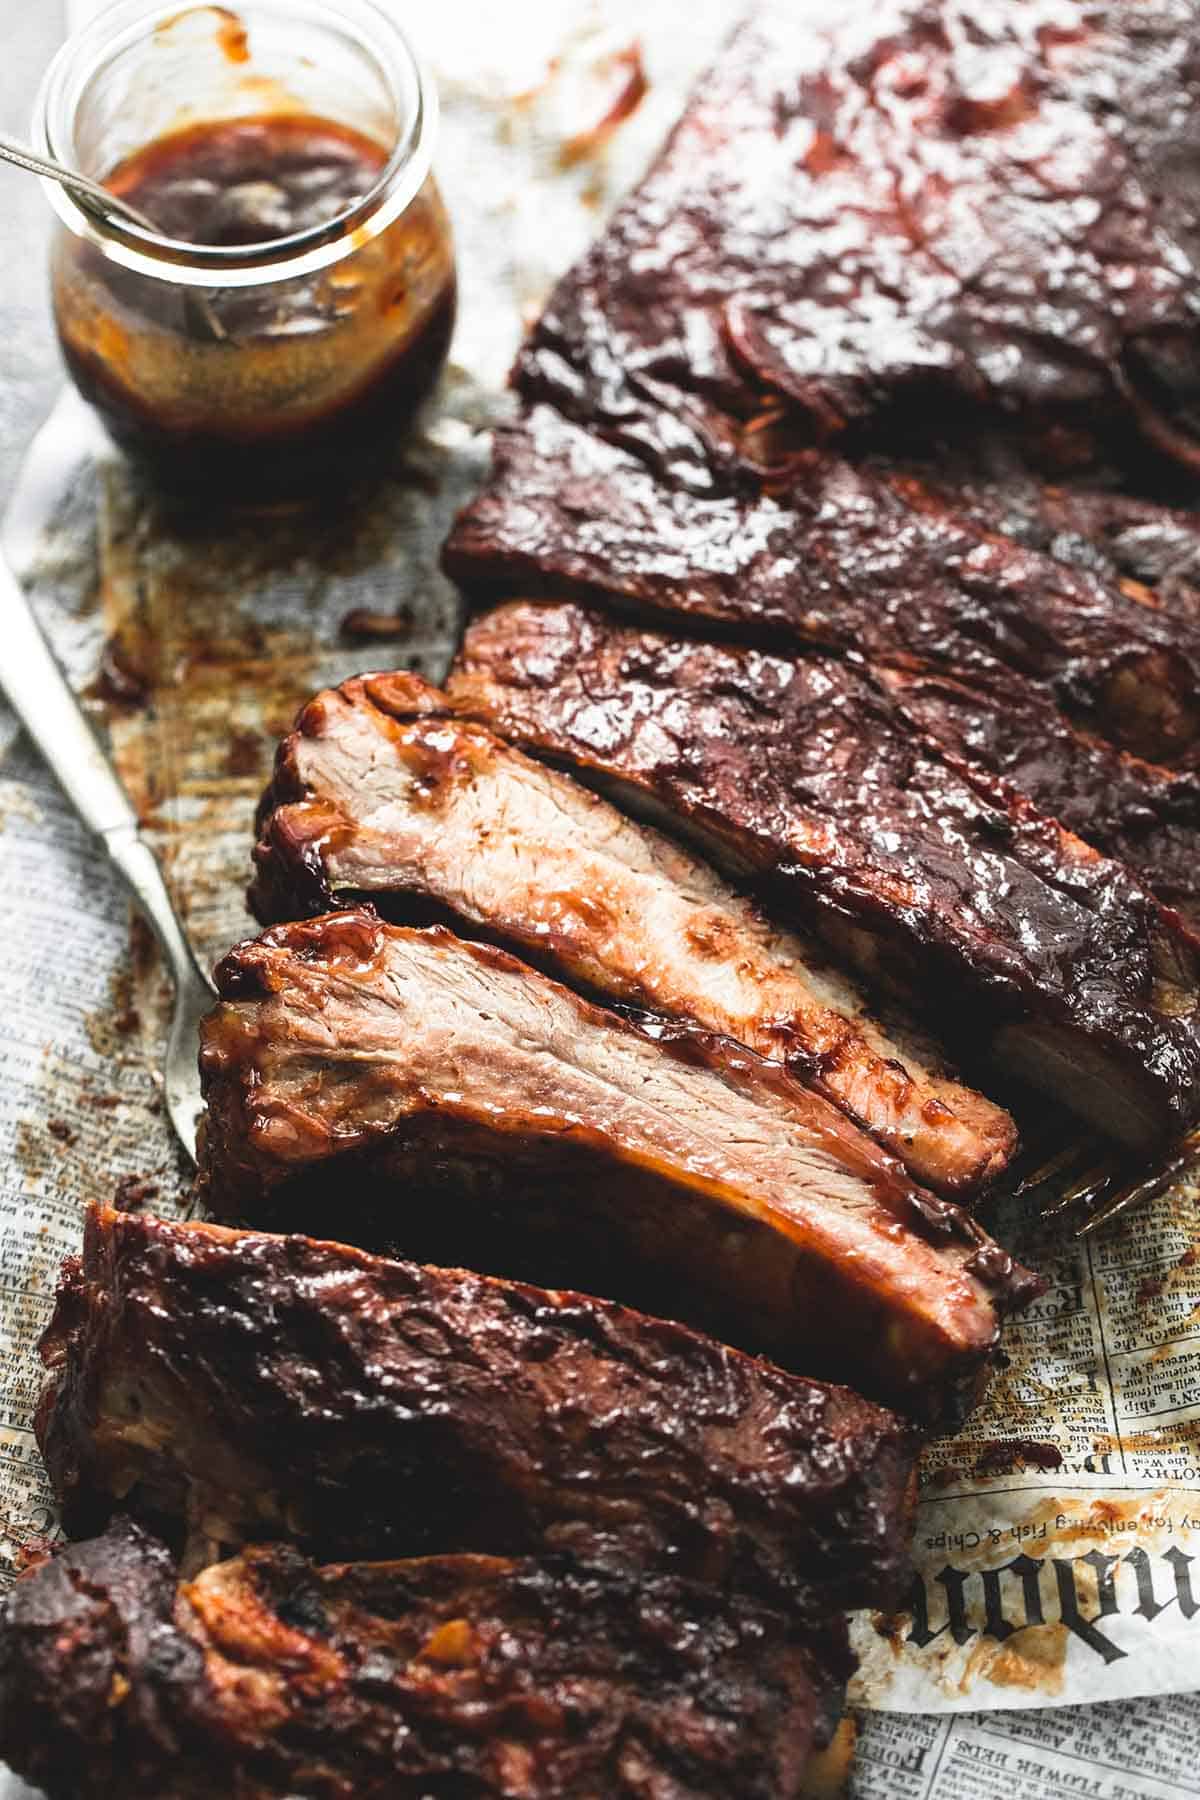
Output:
[512, 0, 1200, 485]
[38, 1206, 917, 1622]
[447, 600, 1200, 1155]
[249, 669, 1015, 1198]
[0, 1520, 835, 1799]
[191, 912, 1037, 1414]
[444, 411, 1200, 925]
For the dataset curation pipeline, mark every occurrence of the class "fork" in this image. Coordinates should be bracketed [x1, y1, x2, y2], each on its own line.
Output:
[0, 548, 213, 1161]
[999, 1120, 1200, 1236]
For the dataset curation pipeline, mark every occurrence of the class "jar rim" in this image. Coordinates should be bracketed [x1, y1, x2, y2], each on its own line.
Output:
[32, 0, 437, 289]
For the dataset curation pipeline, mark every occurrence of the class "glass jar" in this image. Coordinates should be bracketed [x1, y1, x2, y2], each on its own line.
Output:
[33, 1, 456, 501]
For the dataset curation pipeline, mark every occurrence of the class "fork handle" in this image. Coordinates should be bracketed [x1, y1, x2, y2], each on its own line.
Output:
[104, 826, 213, 996]
[0, 552, 208, 990]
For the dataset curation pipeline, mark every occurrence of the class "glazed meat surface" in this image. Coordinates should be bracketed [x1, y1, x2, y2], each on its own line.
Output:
[38, 1206, 917, 1619]
[446, 413, 1200, 769]
[883, 444, 1200, 623]
[250, 669, 1015, 1196]
[514, 0, 1200, 483]
[444, 414, 1200, 919]
[193, 914, 1033, 1413]
[447, 601, 1200, 1153]
[872, 659, 1200, 928]
[0, 1521, 834, 1799]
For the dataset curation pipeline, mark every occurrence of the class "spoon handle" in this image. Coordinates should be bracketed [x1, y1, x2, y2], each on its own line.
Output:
[0, 129, 228, 342]
[0, 129, 156, 233]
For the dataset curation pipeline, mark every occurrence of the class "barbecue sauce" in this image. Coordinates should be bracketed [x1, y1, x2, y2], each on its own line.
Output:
[52, 115, 455, 498]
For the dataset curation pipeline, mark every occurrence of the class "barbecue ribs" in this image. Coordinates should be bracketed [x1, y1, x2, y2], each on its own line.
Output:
[0, 1520, 835, 1799]
[250, 669, 1015, 1197]
[447, 600, 1200, 1153]
[444, 412, 1200, 922]
[38, 1206, 917, 1618]
[192, 912, 1035, 1411]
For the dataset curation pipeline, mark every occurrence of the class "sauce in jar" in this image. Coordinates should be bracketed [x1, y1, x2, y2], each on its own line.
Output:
[108, 115, 392, 251]
[51, 111, 455, 498]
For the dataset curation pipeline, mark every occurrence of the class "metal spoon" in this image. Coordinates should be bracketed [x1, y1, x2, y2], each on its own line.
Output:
[0, 128, 163, 235]
[0, 128, 227, 342]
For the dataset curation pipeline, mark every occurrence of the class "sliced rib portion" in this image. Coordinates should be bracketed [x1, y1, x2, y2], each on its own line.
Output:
[446, 413, 1200, 774]
[0, 1521, 834, 1800]
[514, 1, 1200, 481]
[251, 669, 1015, 1197]
[444, 415, 1200, 919]
[190, 914, 1034, 1415]
[38, 1206, 917, 1618]
[447, 601, 1200, 1153]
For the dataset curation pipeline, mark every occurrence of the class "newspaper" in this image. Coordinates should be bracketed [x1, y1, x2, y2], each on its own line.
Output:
[0, 1, 1196, 1793]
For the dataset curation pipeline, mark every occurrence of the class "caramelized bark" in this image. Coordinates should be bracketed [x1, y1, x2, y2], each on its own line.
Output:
[873, 659, 1200, 929]
[448, 601, 1200, 1152]
[448, 414, 1200, 766]
[0, 1521, 834, 1799]
[38, 1207, 917, 1615]
[879, 444, 1200, 625]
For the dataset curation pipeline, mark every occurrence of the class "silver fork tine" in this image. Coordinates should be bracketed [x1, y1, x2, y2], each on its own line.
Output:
[1075, 1127, 1200, 1238]
[1077, 1174, 1173, 1237]
[1039, 1158, 1116, 1217]
[1008, 1121, 1198, 1238]
[1009, 1139, 1088, 1199]
[1064, 1162, 1121, 1209]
